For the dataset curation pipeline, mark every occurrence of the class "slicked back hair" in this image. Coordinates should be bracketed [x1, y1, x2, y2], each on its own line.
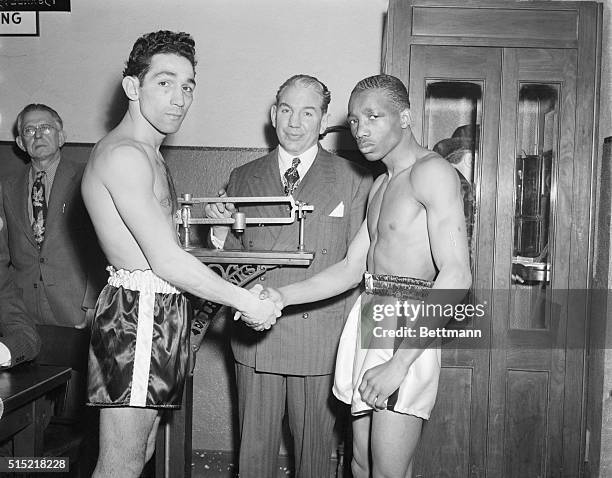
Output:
[123, 30, 196, 83]
[276, 74, 331, 114]
[16, 103, 63, 134]
[351, 74, 411, 111]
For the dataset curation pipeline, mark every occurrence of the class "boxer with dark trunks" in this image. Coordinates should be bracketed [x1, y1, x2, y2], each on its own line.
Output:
[81, 31, 280, 478]
[87, 267, 189, 409]
[258, 75, 471, 477]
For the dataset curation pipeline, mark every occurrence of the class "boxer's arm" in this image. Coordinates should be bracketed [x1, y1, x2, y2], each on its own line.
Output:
[98, 145, 279, 324]
[274, 217, 369, 308]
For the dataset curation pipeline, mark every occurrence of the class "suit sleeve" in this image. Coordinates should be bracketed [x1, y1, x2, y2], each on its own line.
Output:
[220, 168, 245, 250]
[0, 183, 41, 367]
[81, 236, 107, 311]
[0, 183, 9, 273]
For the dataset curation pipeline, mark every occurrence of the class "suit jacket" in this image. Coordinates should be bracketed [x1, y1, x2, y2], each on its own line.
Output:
[0, 279, 41, 367]
[0, 188, 40, 366]
[225, 146, 372, 375]
[1, 156, 106, 327]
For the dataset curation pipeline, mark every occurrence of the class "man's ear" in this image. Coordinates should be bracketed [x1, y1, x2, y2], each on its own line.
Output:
[319, 112, 330, 135]
[16, 135, 25, 152]
[270, 105, 277, 128]
[58, 129, 66, 148]
[122, 76, 140, 101]
[400, 108, 412, 129]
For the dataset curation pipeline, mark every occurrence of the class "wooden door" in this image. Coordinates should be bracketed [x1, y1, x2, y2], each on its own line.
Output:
[490, 47, 580, 478]
[409, 44, 501, 477]
[406, 45, 584, 477]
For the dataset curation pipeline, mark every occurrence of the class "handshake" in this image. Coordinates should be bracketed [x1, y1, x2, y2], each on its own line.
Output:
[235, 284, 285, 332]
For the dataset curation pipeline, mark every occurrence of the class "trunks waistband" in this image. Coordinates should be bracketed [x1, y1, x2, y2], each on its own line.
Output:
[106, 266, 181, 294]
[364, 272, 433, 301]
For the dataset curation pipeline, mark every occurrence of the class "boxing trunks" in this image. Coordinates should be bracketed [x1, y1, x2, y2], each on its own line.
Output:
[87, 267, 190, 409]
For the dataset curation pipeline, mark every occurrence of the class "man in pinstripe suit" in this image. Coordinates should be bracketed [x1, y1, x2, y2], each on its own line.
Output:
[206, 75, 372, 478]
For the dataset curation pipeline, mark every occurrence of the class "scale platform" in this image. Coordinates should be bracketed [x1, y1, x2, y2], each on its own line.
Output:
[184, 247, 314, 266]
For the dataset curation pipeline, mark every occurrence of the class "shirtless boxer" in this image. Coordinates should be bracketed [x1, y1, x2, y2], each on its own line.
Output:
[81, 31, 279, 478]
[259, 74, 471, 477]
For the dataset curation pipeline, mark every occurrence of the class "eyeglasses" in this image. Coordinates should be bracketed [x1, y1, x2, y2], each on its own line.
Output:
[22, 124, 57, 137]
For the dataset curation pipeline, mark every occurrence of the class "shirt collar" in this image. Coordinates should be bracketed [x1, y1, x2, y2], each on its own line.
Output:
[31, 154, 61, 176]
[277, 143, 319, 175]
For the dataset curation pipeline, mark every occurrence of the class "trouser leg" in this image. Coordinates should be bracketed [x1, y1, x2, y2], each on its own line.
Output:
[235, 363, 286, 478]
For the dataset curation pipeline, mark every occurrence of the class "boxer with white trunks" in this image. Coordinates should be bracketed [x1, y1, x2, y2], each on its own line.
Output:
[333, 273, 439, 419]
[257, 75, 471, 477]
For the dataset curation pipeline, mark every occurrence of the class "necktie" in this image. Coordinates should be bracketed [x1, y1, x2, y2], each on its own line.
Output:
[283, 157, 301, 195]
[31, 170, 47, 246]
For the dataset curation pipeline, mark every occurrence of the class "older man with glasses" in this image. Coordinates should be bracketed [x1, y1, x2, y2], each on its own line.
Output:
[0, 104, 106, 427]
[2, 103, 106, 328]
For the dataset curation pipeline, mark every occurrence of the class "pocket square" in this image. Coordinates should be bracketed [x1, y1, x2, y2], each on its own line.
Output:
[329, 202, 344, 217]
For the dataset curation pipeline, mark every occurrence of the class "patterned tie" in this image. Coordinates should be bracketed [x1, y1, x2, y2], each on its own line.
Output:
[31, 170, 47, 246]
[283, 157, 301, 195]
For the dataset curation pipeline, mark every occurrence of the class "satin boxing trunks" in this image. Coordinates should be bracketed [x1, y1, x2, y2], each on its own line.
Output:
[87, 267, 190, 409]
[333, 272, 440, 419]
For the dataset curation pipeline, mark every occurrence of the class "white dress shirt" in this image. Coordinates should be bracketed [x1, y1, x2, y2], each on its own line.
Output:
[277, 143, 318, 189]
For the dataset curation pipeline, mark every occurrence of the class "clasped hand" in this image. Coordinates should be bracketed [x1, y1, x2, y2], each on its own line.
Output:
[206, 192, 285, 331]
[235, 284, 285, 332]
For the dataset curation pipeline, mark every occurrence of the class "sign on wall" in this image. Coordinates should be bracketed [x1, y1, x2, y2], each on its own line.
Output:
[0, 11, 38, 36]
[0, 0, 70, 11]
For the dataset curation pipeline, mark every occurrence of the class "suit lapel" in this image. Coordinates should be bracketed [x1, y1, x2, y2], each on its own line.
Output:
[293, 148, 336, 208]
[248, 150, 285, 245]
[46, 158, 77, 225]
[43, 158, 78, 245]
[4, 167, 38, 248]
[251, 149, 284, 197]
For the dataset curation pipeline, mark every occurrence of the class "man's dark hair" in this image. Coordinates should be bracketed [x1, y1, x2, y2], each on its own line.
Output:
[276, 74, 331, 114]
[351, 74, 411, 111]
[16, 104, 63, 134]
[123, 30, 196, 82]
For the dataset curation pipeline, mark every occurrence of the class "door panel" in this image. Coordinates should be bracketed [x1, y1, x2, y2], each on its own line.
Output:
[409, 44, 501, 477]
[490, 48, 578, 477]
[504, 370, 549, 477]
[416, 367, 473, 477]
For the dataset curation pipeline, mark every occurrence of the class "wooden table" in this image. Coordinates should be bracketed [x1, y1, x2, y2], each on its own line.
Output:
[0, 364, 72, 456]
